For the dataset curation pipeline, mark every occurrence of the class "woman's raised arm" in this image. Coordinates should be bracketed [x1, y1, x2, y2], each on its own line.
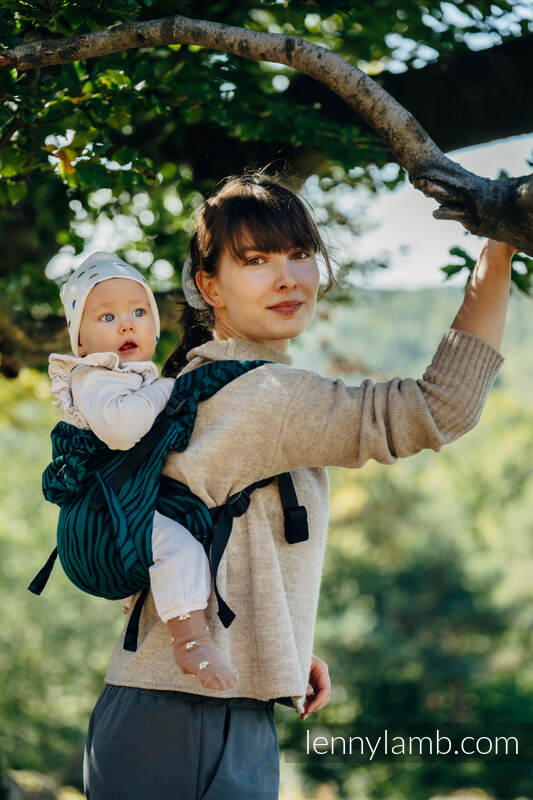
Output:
[165, 245, 509, 492]
[450, 239, 515, 351]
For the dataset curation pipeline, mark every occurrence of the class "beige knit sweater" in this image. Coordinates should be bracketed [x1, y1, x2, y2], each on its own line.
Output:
[105, 328, 503, 712]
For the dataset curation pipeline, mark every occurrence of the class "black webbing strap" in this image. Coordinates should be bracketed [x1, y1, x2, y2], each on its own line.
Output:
[277, 472, 310, 544]
[123, 587, 150, 652]
[89, 392, 189, 512]
[209, 477, 275, 627]
[28, 547, 58, 595]
[208, 472, 309, 628]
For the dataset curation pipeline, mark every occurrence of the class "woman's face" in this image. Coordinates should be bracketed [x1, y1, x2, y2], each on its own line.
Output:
[197, 235, 321, 351]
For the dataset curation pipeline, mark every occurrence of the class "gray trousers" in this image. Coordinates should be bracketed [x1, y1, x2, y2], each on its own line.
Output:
[83, 684, 280, 800]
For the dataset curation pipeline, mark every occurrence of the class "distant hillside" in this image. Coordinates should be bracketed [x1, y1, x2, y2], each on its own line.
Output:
[290, 286, 533, 397]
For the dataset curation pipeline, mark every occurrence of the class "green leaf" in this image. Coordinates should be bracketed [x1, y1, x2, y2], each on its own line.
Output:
[440, 263, 465, 278]
[75, 159, 114, 188]
[113, 146, 137, 165]
[510, 267, 531, 294]
[6, 180, 27, 205]
[71, 128, 99, 150]
[95, 70, 132, 90]
[107, 106, 131, 129]
[0, 146, 26, 178]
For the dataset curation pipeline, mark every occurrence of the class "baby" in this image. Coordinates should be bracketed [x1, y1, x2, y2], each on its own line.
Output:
[49, 251, 237, 691]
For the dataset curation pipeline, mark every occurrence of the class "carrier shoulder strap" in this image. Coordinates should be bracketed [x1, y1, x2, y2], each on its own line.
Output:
[89, 359, 269, 512]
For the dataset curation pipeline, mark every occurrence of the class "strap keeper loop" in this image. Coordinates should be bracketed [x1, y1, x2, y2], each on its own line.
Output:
[284, 506, 309, 544]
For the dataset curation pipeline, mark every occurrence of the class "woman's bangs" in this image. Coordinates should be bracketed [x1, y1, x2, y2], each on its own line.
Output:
[223, 197, 319, 262]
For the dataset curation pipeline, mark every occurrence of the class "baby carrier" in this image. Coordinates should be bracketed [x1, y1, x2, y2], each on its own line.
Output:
[29, 360, 309, 651]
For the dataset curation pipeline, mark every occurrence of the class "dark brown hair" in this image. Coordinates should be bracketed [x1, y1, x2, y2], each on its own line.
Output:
[163, 170, 337, 377]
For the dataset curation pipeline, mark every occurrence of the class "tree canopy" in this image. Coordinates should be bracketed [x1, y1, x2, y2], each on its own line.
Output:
[1, 1, 532, 373]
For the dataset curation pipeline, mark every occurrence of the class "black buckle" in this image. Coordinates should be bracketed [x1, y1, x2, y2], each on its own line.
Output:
[284, 506, 309, 544]
[225, 489, 250, 517]
[166, 392, 189, 417]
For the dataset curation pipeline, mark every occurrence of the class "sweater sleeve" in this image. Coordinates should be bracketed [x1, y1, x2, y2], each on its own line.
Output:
[71, 367, 175, 450]
[267, 328, 503, 474]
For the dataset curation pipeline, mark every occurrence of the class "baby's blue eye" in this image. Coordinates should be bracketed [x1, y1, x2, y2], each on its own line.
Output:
[101, 312, 114, 322]
[134, 308, 144, 317]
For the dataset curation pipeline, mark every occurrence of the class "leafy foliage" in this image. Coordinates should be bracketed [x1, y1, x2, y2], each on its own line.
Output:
[0, 0, 531, 367]
[442, 245, 533, 295]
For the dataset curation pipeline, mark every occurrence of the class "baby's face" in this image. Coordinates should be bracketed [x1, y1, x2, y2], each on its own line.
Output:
[78, 278, 157, 363]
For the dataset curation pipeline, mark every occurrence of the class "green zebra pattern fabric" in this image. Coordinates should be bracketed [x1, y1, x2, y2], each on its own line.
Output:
[40, 360, 270, 601]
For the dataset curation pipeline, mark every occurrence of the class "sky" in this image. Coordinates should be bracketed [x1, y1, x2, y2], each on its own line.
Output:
[351, 133, 533, 289]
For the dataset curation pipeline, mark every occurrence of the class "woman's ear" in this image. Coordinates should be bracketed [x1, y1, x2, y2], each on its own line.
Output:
[196, 270, 224, 309]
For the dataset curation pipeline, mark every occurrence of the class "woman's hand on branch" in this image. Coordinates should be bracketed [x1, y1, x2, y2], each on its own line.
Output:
[301, 654, 331, 720]
[487, 239, 518, 256]
[469, 235, 517, 256]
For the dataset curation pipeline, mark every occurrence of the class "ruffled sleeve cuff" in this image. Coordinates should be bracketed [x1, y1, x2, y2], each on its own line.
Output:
[48, 352, 159, 428]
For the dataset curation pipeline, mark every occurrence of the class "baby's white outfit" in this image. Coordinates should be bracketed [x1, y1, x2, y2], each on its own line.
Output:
[48, 351, 212, 622]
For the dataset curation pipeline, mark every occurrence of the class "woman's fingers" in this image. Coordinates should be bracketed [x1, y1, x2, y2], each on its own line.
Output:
[301, 654, 331, 720]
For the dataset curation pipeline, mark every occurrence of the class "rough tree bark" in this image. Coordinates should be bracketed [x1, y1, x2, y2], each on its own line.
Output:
[2, 13, 532, 256]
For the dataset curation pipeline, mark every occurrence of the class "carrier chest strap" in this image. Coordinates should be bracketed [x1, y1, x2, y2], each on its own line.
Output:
[209, 472, 309, 628]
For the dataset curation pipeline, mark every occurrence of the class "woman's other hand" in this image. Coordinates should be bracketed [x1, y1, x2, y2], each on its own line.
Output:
[301, 654, 331, 720]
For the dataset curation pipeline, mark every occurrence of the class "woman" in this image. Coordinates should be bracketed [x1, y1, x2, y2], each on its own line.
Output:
[84, 171, 514, 799]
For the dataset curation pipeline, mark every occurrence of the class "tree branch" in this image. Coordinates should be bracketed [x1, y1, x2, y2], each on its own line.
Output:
[0, 14, 462, 173]
[2, 14, 532, 254]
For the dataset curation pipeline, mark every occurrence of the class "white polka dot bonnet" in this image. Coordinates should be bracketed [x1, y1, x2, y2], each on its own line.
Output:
[59, 251, 160, 356]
